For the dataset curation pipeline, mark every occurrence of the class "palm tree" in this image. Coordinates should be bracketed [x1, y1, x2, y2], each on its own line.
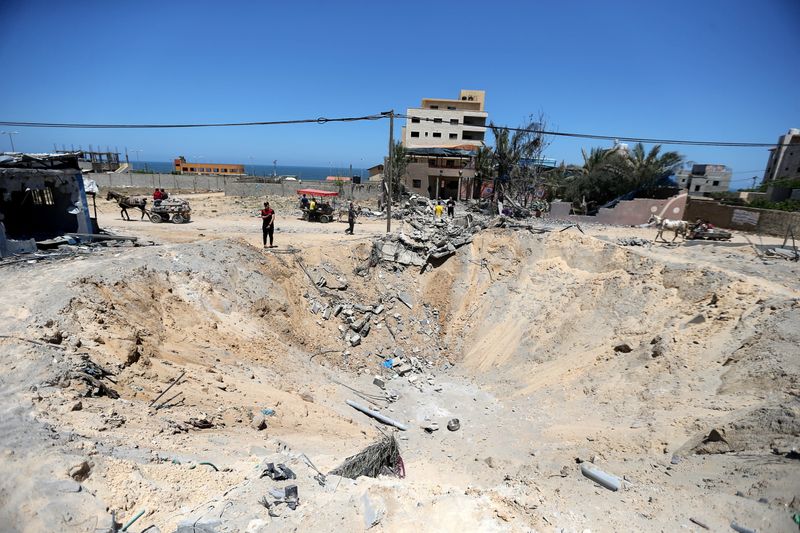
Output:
[622, 143, 683, 194]
[388, 140, 409, 200]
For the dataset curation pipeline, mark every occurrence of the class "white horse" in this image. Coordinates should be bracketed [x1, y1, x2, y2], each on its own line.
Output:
[648, 214, 689, 243]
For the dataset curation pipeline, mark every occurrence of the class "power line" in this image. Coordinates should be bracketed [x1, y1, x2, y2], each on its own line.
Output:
[396, 113, 788, 148]
[0, 110, 789, 149]
[0, 113, 388, 129]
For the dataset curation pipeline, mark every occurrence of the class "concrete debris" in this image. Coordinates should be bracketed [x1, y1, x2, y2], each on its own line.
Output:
[372, 376, 386, 389]
[617, 237, 652, 247]
[69, 460, 92, 482]
[251, 413, 268, 431]
[362, 492, 386, 529]
[765, 247, 799, 260]
[260, 463, 296, 481]
[397, 292, 414, 309]
[349, 334, 362, 347]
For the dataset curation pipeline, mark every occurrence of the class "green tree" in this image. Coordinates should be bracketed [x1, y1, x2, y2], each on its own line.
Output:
[387, 140, 409, 201]
[488, 114, 549, 207]
[622, 143, 683, 195]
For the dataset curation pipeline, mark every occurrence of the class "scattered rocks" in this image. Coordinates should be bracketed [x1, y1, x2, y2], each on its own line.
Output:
[613, 343, 632, 353]
[70, 400, 83, 412]
[251, 413, 268, 431]
[397, 292, 414, 310]
[68, 460, 92, 481]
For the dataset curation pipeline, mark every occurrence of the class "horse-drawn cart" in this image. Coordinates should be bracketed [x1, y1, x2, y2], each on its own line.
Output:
[147, 198, 191, 224]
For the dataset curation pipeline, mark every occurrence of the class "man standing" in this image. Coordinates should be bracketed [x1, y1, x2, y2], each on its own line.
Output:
[434, 200, 444, 219]
[345, 201, 356, 234]
[300, 194, 309, 210]
[446, 196, 455, 218]
[260, 201, 275, 248]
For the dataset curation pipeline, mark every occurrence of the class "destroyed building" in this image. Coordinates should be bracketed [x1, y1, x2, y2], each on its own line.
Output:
[0, 153, 93, 257]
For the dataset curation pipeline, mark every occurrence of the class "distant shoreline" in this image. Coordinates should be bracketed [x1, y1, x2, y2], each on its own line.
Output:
[129, 161, 367, 181]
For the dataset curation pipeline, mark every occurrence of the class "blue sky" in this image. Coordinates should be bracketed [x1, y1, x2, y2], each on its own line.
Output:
[1, 0, 798, 187]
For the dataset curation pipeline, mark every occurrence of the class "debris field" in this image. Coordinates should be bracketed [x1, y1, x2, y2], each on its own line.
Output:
[0, 192, 798, 532]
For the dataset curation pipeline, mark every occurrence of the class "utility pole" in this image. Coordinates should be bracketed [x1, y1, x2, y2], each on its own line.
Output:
[1, 131, 19, 152]
[385, 110, 394, 233]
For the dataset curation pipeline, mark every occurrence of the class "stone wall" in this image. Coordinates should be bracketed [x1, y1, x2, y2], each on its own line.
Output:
[549, 194, 688, 226]
[224, 181, 383, 200]
[684, 198, 800, 236]
[91, 172, 230, 191]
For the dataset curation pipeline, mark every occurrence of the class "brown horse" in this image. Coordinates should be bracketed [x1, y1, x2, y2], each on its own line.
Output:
[106, 191, 148, 221]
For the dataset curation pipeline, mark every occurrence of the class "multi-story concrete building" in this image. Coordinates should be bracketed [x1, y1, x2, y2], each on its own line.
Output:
[399, 90, 487, 199]
[173, 156, 245, 176]
[675, 163, 732, 196]
[763, 128, 800, 184]
[402, 90, 488, 148]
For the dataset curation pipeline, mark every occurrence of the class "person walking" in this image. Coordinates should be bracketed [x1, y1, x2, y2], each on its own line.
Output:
[446, 196, 455, 217]
[260, 201, 275, 248]
[345, 201, 356, 234]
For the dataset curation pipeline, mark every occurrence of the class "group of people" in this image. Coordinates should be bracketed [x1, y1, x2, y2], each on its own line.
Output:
[259, 195, 359, 248]
[434, 197, 456, 219]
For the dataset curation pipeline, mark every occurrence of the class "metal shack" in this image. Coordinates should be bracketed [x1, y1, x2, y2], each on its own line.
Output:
[0, 152, 93, 257]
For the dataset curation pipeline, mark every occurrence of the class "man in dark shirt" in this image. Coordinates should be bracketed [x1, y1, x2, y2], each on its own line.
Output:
[300, 194, 309, 209]
[446, 197, 455, 217]
[260, 202, 275, 248]
[345, 202, 356, 234]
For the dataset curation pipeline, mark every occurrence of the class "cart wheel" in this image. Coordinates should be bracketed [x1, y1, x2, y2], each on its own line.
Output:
[172, 213, 185, 224]
[320, 215, 330, 223]
[149, 213, 163, 223]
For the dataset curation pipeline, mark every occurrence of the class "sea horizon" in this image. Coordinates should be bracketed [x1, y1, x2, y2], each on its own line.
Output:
[130, 161, 368, 181]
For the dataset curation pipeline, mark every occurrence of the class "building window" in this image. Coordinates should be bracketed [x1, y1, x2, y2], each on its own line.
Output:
[430, 105, 438, 109]
[425, 132, 429, 137]
[447, 106, 456, 110]
[694, 185, 701, 191]
[449, 133, 458, 139]
[411, 117, 420, 123]
[214, 168, 219, 173]
[446, 159, 455, 168]
[412, 179, 422, 188]
[410, 131, 420, 138]
[713, 180, 719, 186]
[433, 118, 442, 123]
[222, 168, 227, 172]
[190, 167, 196, 172]
[31, 187, 55, 206]
[450, 119, 458, 125]
[433, 132, 442, 138]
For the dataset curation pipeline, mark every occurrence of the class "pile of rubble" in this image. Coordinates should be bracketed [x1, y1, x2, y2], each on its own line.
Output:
[374, 195, 490, 268]
[617, 236, 652, 247]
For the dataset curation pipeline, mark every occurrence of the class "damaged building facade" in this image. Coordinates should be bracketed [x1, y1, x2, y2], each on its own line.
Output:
[0, 153, 93, 257]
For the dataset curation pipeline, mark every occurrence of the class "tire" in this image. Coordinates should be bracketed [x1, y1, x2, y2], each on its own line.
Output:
[320, 215, 330, 223]
[172, 213, 185, 224]
[149, 213, 163, 223]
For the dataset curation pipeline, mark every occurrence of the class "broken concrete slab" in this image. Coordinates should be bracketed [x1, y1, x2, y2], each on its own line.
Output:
[397, 292, 414, 309]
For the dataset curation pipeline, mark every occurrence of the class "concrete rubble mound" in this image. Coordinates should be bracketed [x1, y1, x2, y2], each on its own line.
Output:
[375, 195, 490, 267]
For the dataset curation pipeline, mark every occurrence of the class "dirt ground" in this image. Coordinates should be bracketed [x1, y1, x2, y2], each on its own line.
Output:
[1, 191, 798, 533]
